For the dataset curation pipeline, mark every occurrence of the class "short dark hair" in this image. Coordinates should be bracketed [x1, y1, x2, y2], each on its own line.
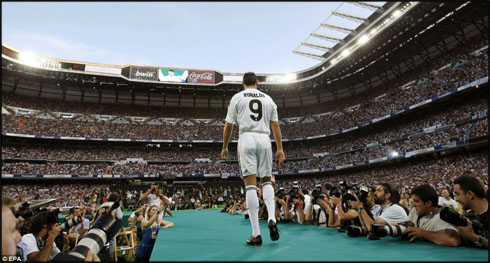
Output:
[381, 183, 401, 204]
[243, 72, 258, 86]
[69, 207, 79, 215]
[108, 192, 120, 202]
[454, 176, 486, 199]
[411, 184, 438, 207]
[324, 183, 333, 191]
[29, 211, 59, 235]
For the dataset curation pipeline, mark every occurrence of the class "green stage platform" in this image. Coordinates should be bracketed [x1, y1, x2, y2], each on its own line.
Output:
[150, 210, 488, 261]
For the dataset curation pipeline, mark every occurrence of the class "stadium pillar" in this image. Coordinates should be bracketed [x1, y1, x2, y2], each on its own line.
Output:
[38, 82, 43, 98]
[80, 88, 85, 104]
[12, 77, 19, 94]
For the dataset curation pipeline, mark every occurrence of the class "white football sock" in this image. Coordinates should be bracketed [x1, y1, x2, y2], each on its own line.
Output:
[245, 185, 260, 237]
[262, 182, 276, 223]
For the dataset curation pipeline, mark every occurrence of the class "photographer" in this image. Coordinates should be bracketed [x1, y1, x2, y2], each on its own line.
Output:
[286, 182, 306, 224]
[139, 183, 171, 221]
[453, 175, 488, 249]
[66, 207, 89, 237]
[347, 186, 378, 236]
[19, 211, 70, 261]
[359, 183, 407, 231]
[274, 188, 290, 222]
[327, 194, 360, 229]
[404, 185, 461, 246]
[305, 185, 330, 227]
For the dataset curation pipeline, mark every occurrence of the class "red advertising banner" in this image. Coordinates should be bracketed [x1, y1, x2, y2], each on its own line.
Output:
[187, 70, 215, 84]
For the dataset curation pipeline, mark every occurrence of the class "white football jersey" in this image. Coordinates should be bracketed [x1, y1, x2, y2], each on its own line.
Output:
[225, 89, 278, 135]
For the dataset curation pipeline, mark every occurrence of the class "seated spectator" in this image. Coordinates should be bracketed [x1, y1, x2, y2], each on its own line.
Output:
[438, 186, 458, 210]
[136, 204, 173, 262]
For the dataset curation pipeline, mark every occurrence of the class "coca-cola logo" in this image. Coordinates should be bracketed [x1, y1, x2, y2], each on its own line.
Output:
[188, 71, 215, 84]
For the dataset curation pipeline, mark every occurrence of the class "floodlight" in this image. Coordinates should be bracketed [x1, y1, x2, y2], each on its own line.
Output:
[393, 10, 401, 18]
[389, 151, 399, 158]
[19, 52, 41, 67]
[358, 35, 370, 45]
[341, 49, 351, 57]
[283, 73, 297, 82]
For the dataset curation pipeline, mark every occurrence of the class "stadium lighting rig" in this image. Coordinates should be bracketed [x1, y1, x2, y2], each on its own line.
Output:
[18, 52, 42, 67]
[266, 73, 297, 83]
[328, 2, 416, 67]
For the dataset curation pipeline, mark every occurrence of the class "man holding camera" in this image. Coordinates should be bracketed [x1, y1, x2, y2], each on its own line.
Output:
[358, 183, 407, 231]
[305, 184, 330, 226]
[66, 207, 89, 237]
[139, 184, 171, 221]
[404, 184, 461, 246]
[19, 211, 70, 261]
[453, 175, 488, 249]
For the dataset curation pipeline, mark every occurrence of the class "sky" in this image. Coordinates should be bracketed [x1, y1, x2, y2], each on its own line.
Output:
[2, 2, 383, 74]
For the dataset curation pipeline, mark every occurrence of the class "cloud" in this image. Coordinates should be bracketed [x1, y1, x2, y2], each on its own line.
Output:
[3, 31, 154, 66]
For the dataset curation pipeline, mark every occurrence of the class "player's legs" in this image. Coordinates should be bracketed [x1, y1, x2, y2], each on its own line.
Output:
[239, 135, 261, 245]
[257, 135, 279, 241]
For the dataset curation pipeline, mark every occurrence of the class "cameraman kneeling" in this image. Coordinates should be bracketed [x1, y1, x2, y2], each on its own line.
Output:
[405, 185, 461, 246]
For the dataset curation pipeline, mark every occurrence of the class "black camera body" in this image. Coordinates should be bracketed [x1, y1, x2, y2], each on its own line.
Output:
[440, 207, 484, 236]
[276, 187, 285, 200]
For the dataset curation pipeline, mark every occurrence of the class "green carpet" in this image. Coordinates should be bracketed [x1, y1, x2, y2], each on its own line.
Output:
[150, 210, 488, 261]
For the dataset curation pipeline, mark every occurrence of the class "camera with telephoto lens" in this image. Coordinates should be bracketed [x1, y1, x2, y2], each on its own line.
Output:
[347, 225, 369, 237]
[288, 181, 300, 200]
[357, 186, 369, 203]
[15, 202, 35, 220]
[440, 207, 484, 236]
[311, 184, 323, 203]
[61, 215, 83, 231]
[276, 187, 285, 200]
[52, 202, 122, 262]
[368, 221, 415, 240]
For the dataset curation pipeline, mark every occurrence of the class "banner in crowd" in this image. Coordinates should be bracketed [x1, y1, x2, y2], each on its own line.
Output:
[187, 70, 215, 84]
[158, 68, 188, 83]
[130, 66, 159, 81]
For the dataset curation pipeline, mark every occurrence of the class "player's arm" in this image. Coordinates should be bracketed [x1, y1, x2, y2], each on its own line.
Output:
[270, 121, 285, 163]
[221, 121, 233, 159]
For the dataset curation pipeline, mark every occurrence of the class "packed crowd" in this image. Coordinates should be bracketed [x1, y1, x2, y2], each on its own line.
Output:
[2, 112, 487, 176]
[2, 151, 487, 210]
[2, 39, 488, 140]
[2, 149, 488, 263]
